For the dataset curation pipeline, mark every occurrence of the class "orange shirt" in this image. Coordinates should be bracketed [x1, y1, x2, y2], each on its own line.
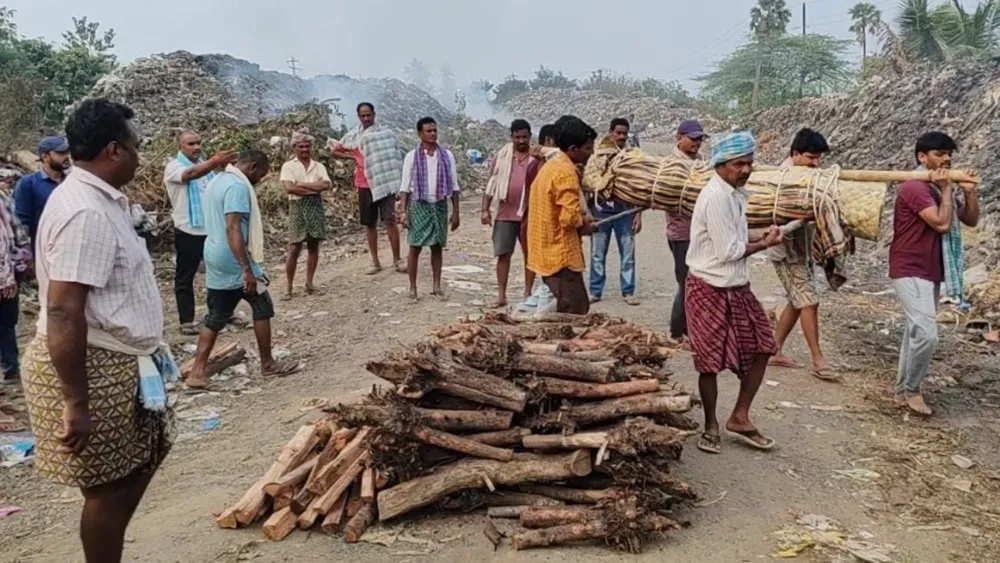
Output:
[527, 152, 585, 277]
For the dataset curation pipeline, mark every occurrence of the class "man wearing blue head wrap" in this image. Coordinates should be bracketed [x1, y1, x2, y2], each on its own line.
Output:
[685, 130, 784, 455]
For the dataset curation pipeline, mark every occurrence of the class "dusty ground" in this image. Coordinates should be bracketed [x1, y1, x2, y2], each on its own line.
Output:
[2, 206, 999, 562]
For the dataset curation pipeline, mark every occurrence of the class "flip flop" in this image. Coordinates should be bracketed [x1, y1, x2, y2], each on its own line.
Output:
[394, 261, 408, 273]
[623, 296, 640, 306]
[489, 300, 508, 309]
[769, 355, 799, 369]
[305, 287, 326, 296]
[179, 322, 200, 336]
[431, 291, 448, 302]
[263, 358, 300, 377]
[696, 432, 722, 454]
[365, 265, 383, 276]
[726, 428, 775, 451]
[280, 293, 294, 302]
[810, 366, 842, 382]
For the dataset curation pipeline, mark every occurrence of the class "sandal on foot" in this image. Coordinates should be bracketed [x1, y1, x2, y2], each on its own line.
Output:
[179, 322, 200, 336]
[811, 365, 841, 382]
[305, 286, 326, 296]
[431, 291, 448, 302]
[263, 358, 300, 377]
[623, 295, 640, 306]
[394, 261, 408, 273]
[280, 293, 294, 302]
[726, 428, 775, 451]
[904, 394, 933, 416]
[589, 296, 602, 304]
[365, 265, 383, 276]
[489, 300, 508, 309]
[227, 316, 249, 329]
[769, 355, 799, 369]
[697, 432, 722, 454]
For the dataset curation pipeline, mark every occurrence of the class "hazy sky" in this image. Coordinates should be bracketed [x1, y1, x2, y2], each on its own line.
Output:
[9, 0, 902, 90]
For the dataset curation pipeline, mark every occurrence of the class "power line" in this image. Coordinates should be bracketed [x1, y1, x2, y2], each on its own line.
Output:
[287, 56, 300, 77]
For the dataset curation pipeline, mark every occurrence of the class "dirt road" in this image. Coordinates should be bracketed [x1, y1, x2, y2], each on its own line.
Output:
[2, 208, 997, 562]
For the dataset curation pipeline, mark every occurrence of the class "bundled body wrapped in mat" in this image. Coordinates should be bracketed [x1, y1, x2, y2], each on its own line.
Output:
[581, 137, 885, 264]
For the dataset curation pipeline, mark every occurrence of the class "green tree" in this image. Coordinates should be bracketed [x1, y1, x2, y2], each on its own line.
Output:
[749, 0, 793, 110]
[403, 58, 433, 94]
[933, 0, 1000, 57]
[896, 0, 948, 60]
[699, 34, 853, 114]
[849, 2, 883, 60]
[490, 74, 529, 107]
[62, 16, 115, 59]
[529, 66, 577, 90]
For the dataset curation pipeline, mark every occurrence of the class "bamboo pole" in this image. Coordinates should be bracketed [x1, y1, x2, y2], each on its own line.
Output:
[755, 165, 980, 185]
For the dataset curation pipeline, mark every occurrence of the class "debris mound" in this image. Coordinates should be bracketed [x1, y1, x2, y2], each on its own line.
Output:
[502, 88, 722, 138]
[216, 313, 697, 552]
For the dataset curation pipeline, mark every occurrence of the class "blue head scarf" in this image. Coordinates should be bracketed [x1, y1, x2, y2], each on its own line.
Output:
[711, 130, 756, 166]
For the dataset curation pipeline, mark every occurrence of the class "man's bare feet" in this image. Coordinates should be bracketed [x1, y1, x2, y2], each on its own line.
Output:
[262, 358, 299, 377]
[431, 290, 448, 302]
[490, 298, 508, 309]
[365, 264, 382, 275]
[904, 393, 933, 416]
[407, 288, 418, 301]
[186, 370, 209, 389]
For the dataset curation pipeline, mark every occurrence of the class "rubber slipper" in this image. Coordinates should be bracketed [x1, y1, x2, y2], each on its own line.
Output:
[394, 261, 408, 273]
[431, 291, 448, 302]
[305, 287, 326, 296]
[769, 355, 799, 369]
[811, 366, 842, 382]
[726, 428, 775, 451]
[263, 358, 300, 377]
[696, 432, 722, 454]
[365, 265, 382, 276]
[623, 296, 640, 306]
[489, 300, 508, 309]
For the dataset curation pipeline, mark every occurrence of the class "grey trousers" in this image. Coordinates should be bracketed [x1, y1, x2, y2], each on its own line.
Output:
[893, 277, 940, 395]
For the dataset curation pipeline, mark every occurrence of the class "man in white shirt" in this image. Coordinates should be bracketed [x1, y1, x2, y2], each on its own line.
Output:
[163, 131, 235, 334]
[398, 117, 460, 300]
[685, 130, 783, 455]
[279, 132, 332, 298]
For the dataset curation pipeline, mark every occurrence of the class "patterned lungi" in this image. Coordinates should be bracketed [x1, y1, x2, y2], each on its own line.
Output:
[685, 274, 777, 377]
[773, 261, 819, 309]
[22, 336, 173, 488]
[287, 195, 327, 243]
[408, 200, 449, 248]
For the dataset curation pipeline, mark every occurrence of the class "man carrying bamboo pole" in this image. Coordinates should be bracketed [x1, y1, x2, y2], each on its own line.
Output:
[526, 118, 597, 314]
[588, 118, 641, 306]
[666, 119, 707, 340]
[889, 132, 979, 416]
[768, 129, 838, 381]
[685, 131, 784, 454]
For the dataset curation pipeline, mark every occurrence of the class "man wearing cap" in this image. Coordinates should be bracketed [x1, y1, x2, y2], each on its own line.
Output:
[685, 130, 783, 455]
[666, 120, 707, 341]
[14, 136, 70, 252]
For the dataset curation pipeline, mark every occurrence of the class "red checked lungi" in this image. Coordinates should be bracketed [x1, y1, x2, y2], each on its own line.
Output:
[685, 274, 777, 377]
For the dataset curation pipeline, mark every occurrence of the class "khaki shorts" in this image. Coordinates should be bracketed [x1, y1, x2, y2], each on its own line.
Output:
[773, 261, 818, 309]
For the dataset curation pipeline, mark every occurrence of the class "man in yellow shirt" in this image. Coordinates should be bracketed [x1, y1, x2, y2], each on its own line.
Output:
[280, 132, 331, 298]
[526, 117, 597, 314]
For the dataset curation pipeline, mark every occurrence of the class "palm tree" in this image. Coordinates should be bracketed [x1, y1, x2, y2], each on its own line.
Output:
[933, 0, 1000, 57]
[849, 2, 883, 60]
[896, 0, 949, 61]
[749, 0, 793, 110]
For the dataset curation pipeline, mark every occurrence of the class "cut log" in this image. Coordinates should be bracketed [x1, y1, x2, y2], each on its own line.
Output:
[263, 456, 318, 497]
[463, 427, 532, 447]
[261, 507, 298, 541]
[511, 520, 607, 550]
[273, 490, 293, 511]
[378, 450, 593, 521]
[524, 377, 659, 399]
[517, 485, 618, 505]
[290, 488, 313, 515]
[513, 353, 616, 383]
[346, 479, 364, 518]
[520, 506, 599, 529]
[487, 506, 530, 518]
[296, 498, 323, 530]
[181, 342, 246, 380]
[308, 428, 370, 495]
[412, 426, 514, 461]
[315, 452, 369, 514]
[484, 518, 503, 550]
[320, 493, 348, 535]
[481, 492, 565, 507]
[335, 405, 514, 432]
[518, 342, 613, 362]
[218, 424, 320, 527]
[537, 393, 692, 429]
[522, 419, 694, 455]
[332, 428, 360, 451]
[361, 467, 376, 500]
[371, 348, 529, 412]
[344, 502, 376, 543]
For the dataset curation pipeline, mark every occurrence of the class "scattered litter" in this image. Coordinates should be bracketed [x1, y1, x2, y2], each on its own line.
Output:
[292, 314, 304, 320]
[446, 303, 463, 308]
[356, 528, 400, 547]
[834, 468, 880, 482]
[201, 417, 221, 431]
[843, 540, 893, 563]
[378, 312, 392, 318]
[862, 289, 895, 296]
[809, 404, 843, 412]
[765, 380, 780, 387]
[985, 329, 1000, 344]
[391, 286, 407, 295]
[694, 490, 727, 507]
[468, 299, 485, 307]
[311, 311, 330, 318]
[948, 478, 973, 493]
[797, 514, 838, 532]
[274, 349, 292, 361]
[951, 454, 975, 470]
[442, 265, 484, 275]
[447, 280, 483, 292]
[908, 525, 951, 532]
[0, 506, 22, 519]
[0, 438, 35, 468]
[778, 401, 803, 409]
[390, 320, 402, 325]
[182, 343, 197, 354]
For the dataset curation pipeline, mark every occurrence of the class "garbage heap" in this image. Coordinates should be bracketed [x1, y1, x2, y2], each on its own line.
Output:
[216, 312, 697, 553]
[502, 88, 722, 139]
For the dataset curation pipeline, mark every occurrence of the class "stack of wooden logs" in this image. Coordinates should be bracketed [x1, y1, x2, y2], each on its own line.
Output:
[216, 313, 698, 552]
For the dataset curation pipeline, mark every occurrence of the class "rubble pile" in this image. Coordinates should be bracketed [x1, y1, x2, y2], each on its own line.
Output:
[217, 312, 696, 552]
[89, 51, 456, 139]
[502, 88, 721, 138]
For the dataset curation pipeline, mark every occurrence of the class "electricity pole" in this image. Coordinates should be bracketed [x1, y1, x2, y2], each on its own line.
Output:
[287, 56, 300, 77]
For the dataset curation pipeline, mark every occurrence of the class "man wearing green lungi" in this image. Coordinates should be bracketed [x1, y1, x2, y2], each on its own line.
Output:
[398, 117, 461, 300]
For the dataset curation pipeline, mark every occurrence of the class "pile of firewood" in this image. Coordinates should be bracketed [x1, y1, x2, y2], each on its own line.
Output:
[216, 313, 699, 552]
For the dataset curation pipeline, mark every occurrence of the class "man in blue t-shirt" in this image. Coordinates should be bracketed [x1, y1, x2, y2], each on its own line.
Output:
[186, 150, 299, 388]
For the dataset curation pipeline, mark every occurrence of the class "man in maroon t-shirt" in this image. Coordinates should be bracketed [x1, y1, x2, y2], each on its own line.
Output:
[889, 131, 980, 416]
